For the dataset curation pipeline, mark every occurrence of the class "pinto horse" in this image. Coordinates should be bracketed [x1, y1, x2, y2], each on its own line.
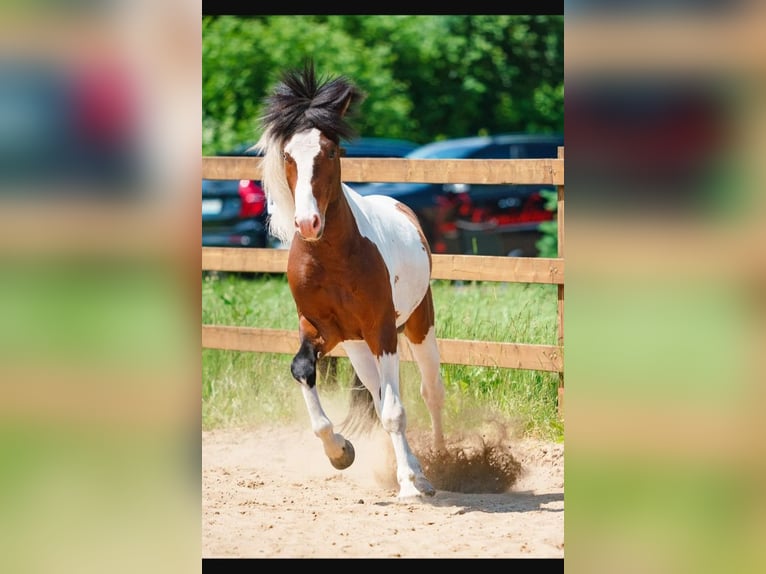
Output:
[255, 62, 446, 499]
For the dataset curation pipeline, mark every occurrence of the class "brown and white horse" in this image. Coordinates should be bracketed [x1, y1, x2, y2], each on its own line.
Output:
[255, 62, 445, 499]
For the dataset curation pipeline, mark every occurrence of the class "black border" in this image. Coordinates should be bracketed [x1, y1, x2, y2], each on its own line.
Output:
[202, 3, 564, 16]
[203, 557, 564, 569]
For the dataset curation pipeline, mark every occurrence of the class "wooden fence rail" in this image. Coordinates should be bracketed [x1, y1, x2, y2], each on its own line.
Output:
[201, 152, 565, 412]
[202, 156, 564, 185]
[202, 247, 565, 285]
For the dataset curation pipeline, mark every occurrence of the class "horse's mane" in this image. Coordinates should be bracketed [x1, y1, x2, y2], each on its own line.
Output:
[255, 61, 366, 243]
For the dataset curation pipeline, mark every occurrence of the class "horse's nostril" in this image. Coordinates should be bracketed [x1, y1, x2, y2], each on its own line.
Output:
[295, 214, 322, 239]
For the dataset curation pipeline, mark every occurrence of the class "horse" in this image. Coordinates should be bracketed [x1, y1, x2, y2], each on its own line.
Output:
[254, 61, 446, 499]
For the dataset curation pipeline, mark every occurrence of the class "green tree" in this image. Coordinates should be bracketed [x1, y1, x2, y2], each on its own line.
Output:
[535, 189, 559, 258]
[202, 15, 563, 154]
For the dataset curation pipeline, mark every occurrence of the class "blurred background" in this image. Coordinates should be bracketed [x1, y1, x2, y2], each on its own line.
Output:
[565, 1, 766, 573]
[1, 2, 765, 573]
[0, 1, 201, 573]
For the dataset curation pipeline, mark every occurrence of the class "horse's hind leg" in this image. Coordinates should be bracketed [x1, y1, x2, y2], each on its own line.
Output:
[404, 329, 446, 453]
[404, 288, 446, 452]
[292, 317, 355, 470]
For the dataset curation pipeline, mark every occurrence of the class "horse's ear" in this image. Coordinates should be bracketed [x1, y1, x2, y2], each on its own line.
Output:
[339, 94, 353, 118]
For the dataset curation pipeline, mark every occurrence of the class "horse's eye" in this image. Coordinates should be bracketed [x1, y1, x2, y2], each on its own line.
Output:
[328, 148, 337, 159]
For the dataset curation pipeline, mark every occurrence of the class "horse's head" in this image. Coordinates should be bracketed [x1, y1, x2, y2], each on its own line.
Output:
[256, 61, 366, 244]
[283, 128, 342, 241]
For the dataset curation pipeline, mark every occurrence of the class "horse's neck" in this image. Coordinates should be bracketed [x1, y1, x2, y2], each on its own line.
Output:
[323, 185, 359, 245]
[309, 185, 360, 256]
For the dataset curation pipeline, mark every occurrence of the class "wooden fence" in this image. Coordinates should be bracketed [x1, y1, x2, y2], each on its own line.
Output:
[202, 148, 565, 414]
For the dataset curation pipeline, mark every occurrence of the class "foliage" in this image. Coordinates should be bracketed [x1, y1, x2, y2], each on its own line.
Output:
[203, 15, 563, 155]
[535, 189, 559, 258]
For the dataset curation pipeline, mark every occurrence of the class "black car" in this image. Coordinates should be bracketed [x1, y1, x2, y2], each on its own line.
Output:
[202, 137, 419, 249]
[341, 137, 419, 160]
[352, 134, 564, 256]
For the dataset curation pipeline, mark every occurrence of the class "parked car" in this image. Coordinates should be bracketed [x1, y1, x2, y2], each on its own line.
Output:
[352, 134, 564, 256]
[341, 137, 419, 159]
[202, 143, 268, 248]
[202, 137, 419, 249]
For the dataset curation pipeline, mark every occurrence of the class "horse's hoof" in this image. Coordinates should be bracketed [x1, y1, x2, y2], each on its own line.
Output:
[398, 476, 436, 499]
[415, 476, 436, 497]
[329, 439, 355, 470]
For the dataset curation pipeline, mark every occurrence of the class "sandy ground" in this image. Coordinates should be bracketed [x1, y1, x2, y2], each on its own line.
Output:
[202, 420, 564, 559]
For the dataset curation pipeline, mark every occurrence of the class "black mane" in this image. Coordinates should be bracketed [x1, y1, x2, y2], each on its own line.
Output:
[260, 60, 366, 144]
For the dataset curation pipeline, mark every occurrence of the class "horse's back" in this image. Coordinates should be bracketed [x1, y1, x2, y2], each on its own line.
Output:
[343, 185, 432, 325]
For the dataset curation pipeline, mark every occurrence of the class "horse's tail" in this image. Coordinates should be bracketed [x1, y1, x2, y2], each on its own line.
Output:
[339, 372, 379, 437]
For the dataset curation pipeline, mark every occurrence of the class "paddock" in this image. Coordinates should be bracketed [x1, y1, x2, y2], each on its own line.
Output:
[201, 149, 566, 413]
[201, 149, 566, 558]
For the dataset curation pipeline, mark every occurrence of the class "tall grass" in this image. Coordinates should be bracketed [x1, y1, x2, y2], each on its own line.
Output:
[202, 272, 563, 441]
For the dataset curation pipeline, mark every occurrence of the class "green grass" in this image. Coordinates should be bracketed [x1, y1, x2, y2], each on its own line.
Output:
[202, 273, 563, 441]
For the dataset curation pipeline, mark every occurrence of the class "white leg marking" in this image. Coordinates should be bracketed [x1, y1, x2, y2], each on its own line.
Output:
[299, 383, 348, 463]
[343, 340, 382, 416]
[379, 352, 436, 499]
[341, 343, 436, 498]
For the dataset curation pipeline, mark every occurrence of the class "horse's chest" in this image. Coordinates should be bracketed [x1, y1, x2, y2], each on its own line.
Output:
[292, 266, 391, 314]
[288, 248, 390, 323]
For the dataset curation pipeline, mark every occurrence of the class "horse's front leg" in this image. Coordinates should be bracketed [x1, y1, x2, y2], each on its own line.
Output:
[377, 350, 436, 499]
[291, 317, 355, 470]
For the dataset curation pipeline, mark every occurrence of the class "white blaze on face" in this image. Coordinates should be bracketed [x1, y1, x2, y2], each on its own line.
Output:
[285, 128, 322, 238]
